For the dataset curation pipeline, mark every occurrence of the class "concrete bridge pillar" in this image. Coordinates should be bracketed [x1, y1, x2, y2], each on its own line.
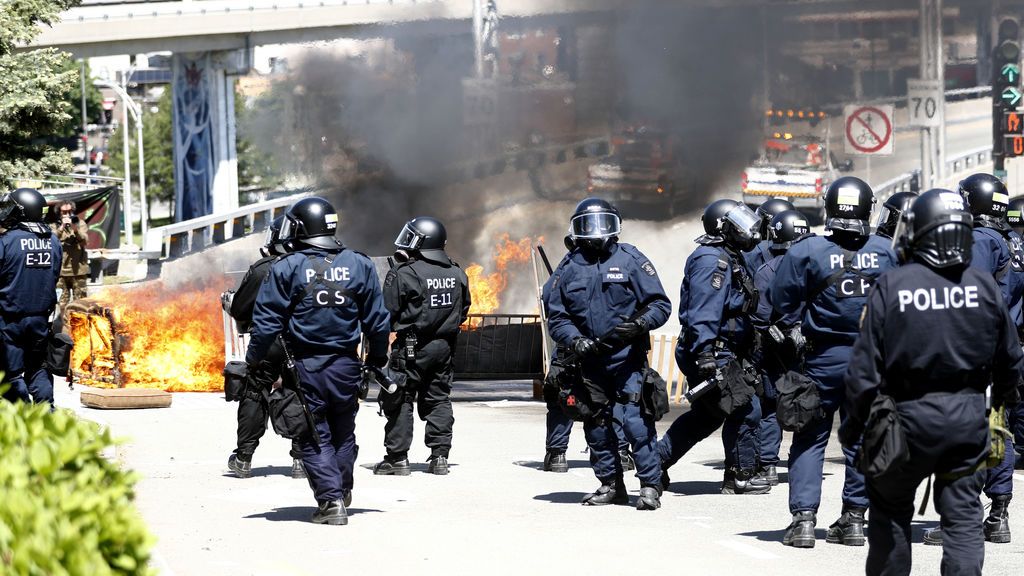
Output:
[171, 50, 247, 221]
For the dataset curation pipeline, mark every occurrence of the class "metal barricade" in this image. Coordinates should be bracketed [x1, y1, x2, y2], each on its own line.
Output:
[455, 314, 544, 380]
[222, 309, 249, 364]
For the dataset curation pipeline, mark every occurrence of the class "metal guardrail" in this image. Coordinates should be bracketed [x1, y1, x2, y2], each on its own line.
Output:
[821, 86, 991, 111]
[143, 191, 310, 258]
[874, 145, 993, 201]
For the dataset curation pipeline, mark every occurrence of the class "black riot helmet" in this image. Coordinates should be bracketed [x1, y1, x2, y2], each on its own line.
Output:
[395, 216, 448, 260]
[1008, 196, 1024, 235]
[0, 188, 47, 223]
[0, 187, 49, 233]
[756, 198, 795, 237]
[280, 196, 341, 250]
[874, 191, 917, 240]
[768, 209, 811, 251]
[568, 197, 621, 252]
[721, 203, 762, 251]
[701, 199, 739, 240]
[893, 188, 973, 269]
[824, 176, 875, 236]
[262, 216, 288, 257]
[958, 172, 1010, 229]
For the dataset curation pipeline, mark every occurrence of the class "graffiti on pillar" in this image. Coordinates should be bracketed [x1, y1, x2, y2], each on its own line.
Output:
[172, 54, 215, 222]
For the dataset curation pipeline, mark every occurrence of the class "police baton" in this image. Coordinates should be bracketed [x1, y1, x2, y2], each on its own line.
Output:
[362, 365, 398, 395]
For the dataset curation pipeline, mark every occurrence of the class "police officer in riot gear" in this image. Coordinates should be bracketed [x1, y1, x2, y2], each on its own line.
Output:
[544, 238, 638, 474]
[1009, 195, 1024, 468]
[843, 188, 1023, 575]
[247, 197, 391, 526]
[874, 191, 917, 240]
[223, 217, 306, 480]
[373, 217, 470, 476]
[745, 198, 795, 274]
[543, 198, 671, 509]
[750, 209, 812, 485]
[658, 199, 770, 495]
[921, 173, 1023, 545]
[769, 176, 899, 548]
[0, 188, 61, 405]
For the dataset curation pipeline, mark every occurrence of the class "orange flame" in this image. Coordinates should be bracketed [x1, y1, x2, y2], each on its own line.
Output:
[465, 234, 540, 321]
[70, 277, 231, 392]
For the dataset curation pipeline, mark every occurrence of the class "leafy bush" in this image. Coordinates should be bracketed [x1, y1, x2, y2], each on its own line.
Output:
[0, 401, 154, 575]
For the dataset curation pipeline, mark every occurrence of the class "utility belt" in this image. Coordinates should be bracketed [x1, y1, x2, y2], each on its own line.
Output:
[616, 391, 641, 404]
[885, 382, 987, 403]
[804, 335, 856, 355]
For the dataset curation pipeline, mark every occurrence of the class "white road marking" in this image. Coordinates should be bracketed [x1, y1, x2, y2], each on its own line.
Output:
[715, 539, 780, 560]
[1013, 473, 1024, 483]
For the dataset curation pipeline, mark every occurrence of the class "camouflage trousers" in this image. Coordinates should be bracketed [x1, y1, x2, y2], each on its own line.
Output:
[58, 275, 89, 308]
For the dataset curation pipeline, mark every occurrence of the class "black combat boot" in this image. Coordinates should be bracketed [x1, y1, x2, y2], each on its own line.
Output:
[826, 506, 867, 546]
[427, 455, 449, 475]
[783, 511, 817, 548]
[581, 477, 628, 506]
[619, 449, 636, 471]
[722, 469, 772, 495]
[543, 451, 568, 473]
[373, 455, 411, 476]
[758, 464, 779, 486]
[227, 454, 252, 479]
[636, 485, 662, 511]
[660, 469, 672, 492]
[290, 458, 307, 479]
[923, 527, 943, 546]
[342, 489, 352, 508]
[311, 499, 348, 526]
[984, 494, 1012, 543]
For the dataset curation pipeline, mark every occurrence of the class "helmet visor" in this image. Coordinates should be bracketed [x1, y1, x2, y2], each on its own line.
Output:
[263, 225, 277, 250]
[570, 212, 621, 239]
[279, 215, 296, 241]
[723, 204, 761, 242]
[395, 223, 423, 250]
[0, 193, 14, 224]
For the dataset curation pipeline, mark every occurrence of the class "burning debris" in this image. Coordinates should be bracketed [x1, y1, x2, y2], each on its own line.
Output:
[69, 278, 232, 392]
[464, 234, 539, 320]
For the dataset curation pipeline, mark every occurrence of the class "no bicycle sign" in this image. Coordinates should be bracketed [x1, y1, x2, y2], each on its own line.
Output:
[844, 105, 894, 156]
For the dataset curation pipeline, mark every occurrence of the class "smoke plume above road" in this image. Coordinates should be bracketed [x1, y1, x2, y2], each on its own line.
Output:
[242, 2, 773, 309]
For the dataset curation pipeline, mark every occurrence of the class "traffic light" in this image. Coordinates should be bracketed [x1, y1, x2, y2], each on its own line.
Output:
[996, 18, 1021, 108]
[995, 17, 1023, 166]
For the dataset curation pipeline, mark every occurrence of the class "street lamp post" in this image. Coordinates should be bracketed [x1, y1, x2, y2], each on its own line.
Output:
[95, 78, 148, 246]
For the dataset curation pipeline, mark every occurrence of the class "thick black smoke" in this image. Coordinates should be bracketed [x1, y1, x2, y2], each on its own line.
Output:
[244, 3, 774, 263]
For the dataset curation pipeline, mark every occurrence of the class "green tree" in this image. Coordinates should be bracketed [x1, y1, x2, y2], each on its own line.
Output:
[0, 0, 81, 188]
[107, 88, 174, 221]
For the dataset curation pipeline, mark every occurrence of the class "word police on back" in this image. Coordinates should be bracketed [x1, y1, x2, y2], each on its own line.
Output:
[897, 285, 979, 312]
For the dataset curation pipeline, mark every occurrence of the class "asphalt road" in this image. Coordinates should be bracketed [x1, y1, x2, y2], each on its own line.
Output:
[56, 381, 1024, 576]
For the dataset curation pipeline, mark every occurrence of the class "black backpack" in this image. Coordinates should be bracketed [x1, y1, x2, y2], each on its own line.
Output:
[775, 370, 824, 432]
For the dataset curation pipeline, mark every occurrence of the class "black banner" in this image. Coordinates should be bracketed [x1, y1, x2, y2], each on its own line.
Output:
[43, 186, 123, 278]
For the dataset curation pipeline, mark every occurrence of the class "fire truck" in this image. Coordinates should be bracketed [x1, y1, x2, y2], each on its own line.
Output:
[741, 133, 854, 222]
[586, 125, 689, 219]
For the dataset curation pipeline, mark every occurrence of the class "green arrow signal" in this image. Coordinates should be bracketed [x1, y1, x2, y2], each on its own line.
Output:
[1003, 86, 1023, 106]
[1003, 63, 1021, 84]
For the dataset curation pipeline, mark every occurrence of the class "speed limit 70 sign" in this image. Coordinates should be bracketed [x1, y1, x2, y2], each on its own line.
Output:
[907, 78, 942, 127]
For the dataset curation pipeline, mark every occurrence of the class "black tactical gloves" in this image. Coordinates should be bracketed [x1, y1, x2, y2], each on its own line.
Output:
[573, 337, 598, 358]
[696, 352, 717, 381]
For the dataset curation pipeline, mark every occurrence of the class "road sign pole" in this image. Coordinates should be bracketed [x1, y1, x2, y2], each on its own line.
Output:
[936, 0, 946, 182]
